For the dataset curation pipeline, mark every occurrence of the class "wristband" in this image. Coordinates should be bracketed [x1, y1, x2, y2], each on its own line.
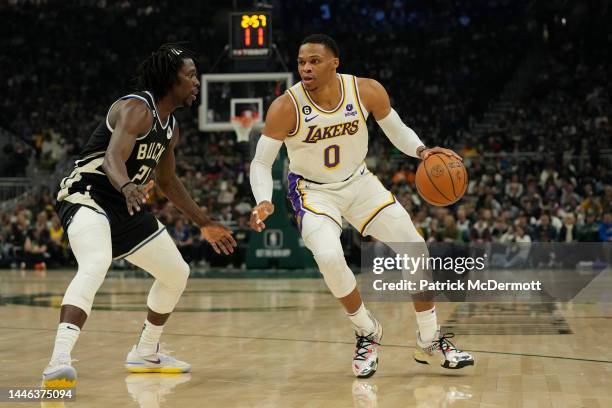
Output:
[120, 181, 135, 193]
[416, 145, 428, 159]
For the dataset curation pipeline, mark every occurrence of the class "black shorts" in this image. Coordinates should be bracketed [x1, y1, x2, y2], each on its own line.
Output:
[57, 199, 162, 258]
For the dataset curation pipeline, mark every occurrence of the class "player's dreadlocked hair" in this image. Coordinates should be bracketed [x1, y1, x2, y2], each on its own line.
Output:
[135, 43, 196, 101]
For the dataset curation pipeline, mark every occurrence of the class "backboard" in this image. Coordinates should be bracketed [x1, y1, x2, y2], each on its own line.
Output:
[198, 72, 294, 133]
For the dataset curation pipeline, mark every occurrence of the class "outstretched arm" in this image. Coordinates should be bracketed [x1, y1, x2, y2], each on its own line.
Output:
[357, 78, 461, 161]
[156, 123, 237, 255]
[249, 93, 295, 232]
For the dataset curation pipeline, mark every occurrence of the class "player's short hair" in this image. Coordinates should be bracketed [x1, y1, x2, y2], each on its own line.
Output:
[301, 34, 339, 57]
[135, 43, 196, 101]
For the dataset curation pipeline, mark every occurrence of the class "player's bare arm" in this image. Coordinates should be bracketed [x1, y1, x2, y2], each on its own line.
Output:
[102, 99, 156, 216]
[156, 123, 237, 255]
[357, 77, 462, 161]
[249, 93, 296, 232]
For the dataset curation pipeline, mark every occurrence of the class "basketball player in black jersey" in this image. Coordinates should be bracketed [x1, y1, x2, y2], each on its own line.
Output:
[42, 44, 237, 387]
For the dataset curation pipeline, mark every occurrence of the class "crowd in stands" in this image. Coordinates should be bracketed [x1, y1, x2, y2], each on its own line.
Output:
[1, 0, 610, 269]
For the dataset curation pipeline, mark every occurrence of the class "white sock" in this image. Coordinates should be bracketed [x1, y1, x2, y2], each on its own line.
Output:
[50, 322, 80, 362]
[136, 320, 164, 356]
[347, 303, 376, 334]
[415, 306, 438, 344]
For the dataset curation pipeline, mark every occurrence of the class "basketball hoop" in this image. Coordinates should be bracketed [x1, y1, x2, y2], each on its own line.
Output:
[231, 110, 259, 143]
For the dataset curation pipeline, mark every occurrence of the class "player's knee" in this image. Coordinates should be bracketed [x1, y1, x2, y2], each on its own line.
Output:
[146, 260, 189, 313]
[313, 247, 344, 271]
[93, 248, 113, 268]
[313, 248, 356, 298]
[78, 247, 112, 279]
[301, 216, 341, 253]
[300, 216, 354, 297]
[62, 248, 112, 315]
[162, 259, 190, 293]
[174, 259, 190, 293]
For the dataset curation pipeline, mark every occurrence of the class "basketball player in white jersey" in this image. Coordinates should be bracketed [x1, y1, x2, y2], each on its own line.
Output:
[249, 34, 474, 378]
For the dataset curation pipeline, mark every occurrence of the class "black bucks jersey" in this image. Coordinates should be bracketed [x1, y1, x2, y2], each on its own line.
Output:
[56, 91, 176, 257]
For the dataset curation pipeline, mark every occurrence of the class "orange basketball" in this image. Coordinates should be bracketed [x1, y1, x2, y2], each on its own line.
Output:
[415, 153, 468, 206]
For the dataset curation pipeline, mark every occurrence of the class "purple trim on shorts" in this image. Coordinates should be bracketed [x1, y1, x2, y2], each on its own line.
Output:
[287, 172, 305, 230]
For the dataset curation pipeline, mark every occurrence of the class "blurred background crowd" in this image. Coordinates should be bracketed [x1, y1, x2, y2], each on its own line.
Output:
[1, 0, 610, 269]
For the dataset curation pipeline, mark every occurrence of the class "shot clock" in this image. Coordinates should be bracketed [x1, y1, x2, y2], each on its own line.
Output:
[230, 12, 272, 58]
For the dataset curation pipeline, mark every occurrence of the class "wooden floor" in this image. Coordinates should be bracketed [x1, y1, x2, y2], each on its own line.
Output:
[1, 269, 611, 408]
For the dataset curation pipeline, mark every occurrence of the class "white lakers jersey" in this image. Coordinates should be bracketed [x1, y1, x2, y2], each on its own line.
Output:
[284, 73, 369, 183]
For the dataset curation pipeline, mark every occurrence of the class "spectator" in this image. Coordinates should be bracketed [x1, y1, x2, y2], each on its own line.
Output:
[535, 214, 557, 242]
[491, 217, 510, 242]
[558, 213, 577, 243]
[455, 207, 471, 242]
[48, 214, 67, 266]
[504, 226, 532, 268]
[505, 174, 524, 201]
[578, 211, 601, 242]
[599, 212, 612, 242]
[23, 227, 49, 269]
[470, 212, 491, 243]
[442, 215, 460, 243]
[2, 142, 29, 177]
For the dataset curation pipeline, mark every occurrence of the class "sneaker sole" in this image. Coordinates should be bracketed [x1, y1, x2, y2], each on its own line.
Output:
[442, 359, 474, 369]
[42, 378, 77, 388]
[42, 366, 77, 389]
[125, 365, 190, 374]
[414, 356, 475, 369]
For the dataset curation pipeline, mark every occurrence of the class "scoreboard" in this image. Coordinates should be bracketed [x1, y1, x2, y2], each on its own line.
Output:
[229, 12, 272, 59]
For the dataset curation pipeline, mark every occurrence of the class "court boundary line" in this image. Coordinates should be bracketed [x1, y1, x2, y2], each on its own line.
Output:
[1, 325, 610, 365]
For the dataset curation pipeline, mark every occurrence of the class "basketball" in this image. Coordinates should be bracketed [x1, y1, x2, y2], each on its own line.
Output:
[415, 153, 468, 206]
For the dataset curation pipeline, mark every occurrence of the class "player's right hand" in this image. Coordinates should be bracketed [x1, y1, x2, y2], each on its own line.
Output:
[122, 180, 154, 216]
[250, 201, 275, 232]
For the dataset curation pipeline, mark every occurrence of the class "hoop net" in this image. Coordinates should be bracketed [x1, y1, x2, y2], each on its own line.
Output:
[231, 110, 259, 143]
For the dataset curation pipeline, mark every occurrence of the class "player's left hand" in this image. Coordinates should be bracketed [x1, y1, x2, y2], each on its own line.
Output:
[200, 222, 237, 255]
[420, 147, 463, 161]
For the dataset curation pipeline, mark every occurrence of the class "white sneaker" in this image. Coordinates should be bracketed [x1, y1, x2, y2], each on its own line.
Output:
[414, 329, 474, 369]
[125, 344, 191, 373]
[352, 314, 383, 378]
[42, 354, 77, 388]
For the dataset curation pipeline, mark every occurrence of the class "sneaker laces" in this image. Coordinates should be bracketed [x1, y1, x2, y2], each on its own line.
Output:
[433, 333, 460, 356]
[354, 333, 380, 361]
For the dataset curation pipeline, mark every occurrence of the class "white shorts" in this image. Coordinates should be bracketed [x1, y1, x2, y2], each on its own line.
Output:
[287, 162, 397, 236]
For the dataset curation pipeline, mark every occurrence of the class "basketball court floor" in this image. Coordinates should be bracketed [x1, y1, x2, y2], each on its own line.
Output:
[1, 268, 611, 407]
